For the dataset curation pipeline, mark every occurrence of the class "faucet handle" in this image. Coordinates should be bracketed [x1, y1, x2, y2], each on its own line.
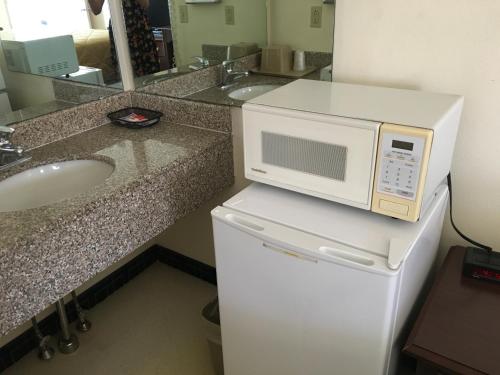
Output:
[222, 59, 236, 70]
[192, 56, 210, 67]
[0, 126, 14, 143]
[0, 125, 15, 134]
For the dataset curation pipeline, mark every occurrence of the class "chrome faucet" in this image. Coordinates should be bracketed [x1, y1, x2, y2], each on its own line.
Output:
[0, 126, 30, 171]
[190, 56, 210, 71]
[221, 60, 249, 89]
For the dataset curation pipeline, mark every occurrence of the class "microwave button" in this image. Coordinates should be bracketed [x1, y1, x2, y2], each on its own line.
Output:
[397, 190, 414, 198]
[379, 200, 409, 215]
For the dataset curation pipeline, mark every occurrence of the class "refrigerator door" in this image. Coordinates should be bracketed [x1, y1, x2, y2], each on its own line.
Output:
[223, 183, 448, 260]
[212, 208, 399, 375]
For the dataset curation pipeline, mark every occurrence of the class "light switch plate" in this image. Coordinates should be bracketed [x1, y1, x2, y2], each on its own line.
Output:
[310, 6, 322, 28]
[179, 5, 189, 23]
[225, 5, 235, 25]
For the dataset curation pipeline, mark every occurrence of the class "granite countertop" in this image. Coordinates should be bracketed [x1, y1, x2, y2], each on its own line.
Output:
[184, 72, 323, 107]
[0, 120, 233, 336]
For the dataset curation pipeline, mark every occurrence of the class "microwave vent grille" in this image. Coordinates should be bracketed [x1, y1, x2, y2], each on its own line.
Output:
[262, 132, 347, 181]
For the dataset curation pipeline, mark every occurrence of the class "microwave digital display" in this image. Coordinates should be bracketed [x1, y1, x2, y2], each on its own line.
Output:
[392, 140, 414, 151]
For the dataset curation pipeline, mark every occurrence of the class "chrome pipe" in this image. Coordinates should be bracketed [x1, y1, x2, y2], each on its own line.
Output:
[71, 291, 92, 332]
[55, 299, 79, 354]
[31, 318, 55, 361]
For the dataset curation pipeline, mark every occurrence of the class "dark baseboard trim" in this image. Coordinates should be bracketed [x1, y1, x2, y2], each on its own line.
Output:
[154, 245, 217, 285]
[0, 246, 215, 372]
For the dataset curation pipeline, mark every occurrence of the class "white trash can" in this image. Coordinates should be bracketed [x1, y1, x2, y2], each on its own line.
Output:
[202, 297, 224, 375]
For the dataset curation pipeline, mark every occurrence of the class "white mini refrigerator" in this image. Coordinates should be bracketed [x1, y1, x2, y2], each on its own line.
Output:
[212, 183, 449, 375]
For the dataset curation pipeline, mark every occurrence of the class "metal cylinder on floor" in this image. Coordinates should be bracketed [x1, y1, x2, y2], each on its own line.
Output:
[55, 298, 79, 354]
[71, 291, 92, 333]
[31, 317, 55, 361]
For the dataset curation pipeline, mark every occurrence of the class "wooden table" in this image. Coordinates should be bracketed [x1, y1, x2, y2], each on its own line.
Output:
[404, 246, 500, 375]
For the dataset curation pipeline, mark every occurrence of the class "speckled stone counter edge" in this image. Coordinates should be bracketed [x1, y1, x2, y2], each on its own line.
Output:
[1, 89, 234, 336]
[0, 136, 233, 337]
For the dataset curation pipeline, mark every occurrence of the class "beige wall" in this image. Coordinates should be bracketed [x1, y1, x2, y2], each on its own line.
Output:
[269, 0, 334, 52]
[333, 0, 500, 253]
[169, 0, 268, 67]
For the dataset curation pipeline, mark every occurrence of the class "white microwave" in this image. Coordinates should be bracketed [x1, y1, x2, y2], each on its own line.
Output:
[242, 80, 464, 222]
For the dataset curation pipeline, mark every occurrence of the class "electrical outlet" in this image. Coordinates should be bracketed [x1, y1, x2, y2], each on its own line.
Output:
[225, 5, 235, 25]
[179, 5, 189, 24]
[310, 6, 322, 28]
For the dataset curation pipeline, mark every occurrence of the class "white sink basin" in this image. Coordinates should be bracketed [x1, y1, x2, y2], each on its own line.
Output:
[0, 160, 114, 212]
[228, 85, 281, 101]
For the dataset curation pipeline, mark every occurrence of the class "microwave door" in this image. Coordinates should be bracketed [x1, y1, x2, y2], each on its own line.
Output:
[243, 107, 381, 209]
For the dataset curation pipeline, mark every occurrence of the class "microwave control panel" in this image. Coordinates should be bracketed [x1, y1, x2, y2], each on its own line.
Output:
[376, 132, 426, 201]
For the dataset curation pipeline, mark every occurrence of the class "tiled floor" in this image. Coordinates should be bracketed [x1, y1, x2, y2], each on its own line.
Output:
[4, 261, 417, 375]
[4, 263, 218, 375]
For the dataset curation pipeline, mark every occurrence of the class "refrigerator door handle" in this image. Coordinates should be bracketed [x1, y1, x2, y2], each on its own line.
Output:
[224, 213, 265, 231]
[263, 242, 319, 263]
[214, 207, 382, 270]
[319, 246, 375, 266]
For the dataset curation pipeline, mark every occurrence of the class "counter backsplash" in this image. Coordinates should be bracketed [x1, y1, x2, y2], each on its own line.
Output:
[10, 91, 233, 151]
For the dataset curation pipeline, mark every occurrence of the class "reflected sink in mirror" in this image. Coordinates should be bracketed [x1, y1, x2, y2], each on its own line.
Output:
[0, 160, 114, 212]
[228, 85, 282, 101]
[182, 75, 291, 106]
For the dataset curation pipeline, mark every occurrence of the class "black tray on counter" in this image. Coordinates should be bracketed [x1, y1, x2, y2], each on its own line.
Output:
[107, 107, 163, 128]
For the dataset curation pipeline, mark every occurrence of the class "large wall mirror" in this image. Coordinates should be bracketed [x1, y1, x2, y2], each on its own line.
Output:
[0, 0, 124, 126]
[0, 0, 335, 127]
[125, 0, 335, 90]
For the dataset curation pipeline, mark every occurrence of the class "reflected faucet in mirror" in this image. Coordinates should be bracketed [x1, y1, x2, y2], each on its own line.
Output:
[0, 126, 30, 171]
[190, 56, 210, 71]
[221, 60, 249, 90]
[136, 0, 334, 98]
